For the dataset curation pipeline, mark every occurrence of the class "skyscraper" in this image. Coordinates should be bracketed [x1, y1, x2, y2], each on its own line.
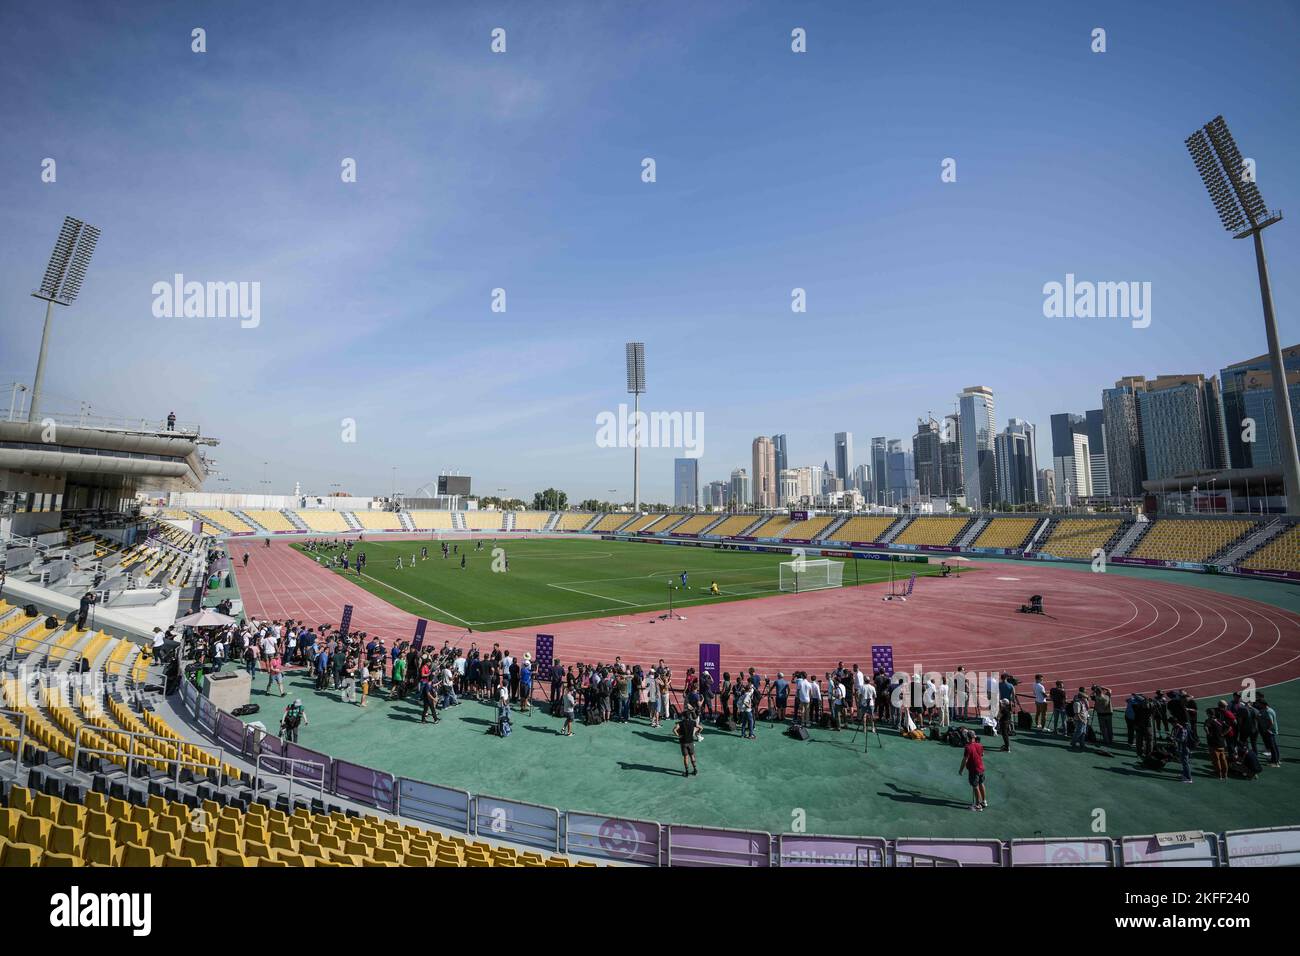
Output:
[871, 437, 888, 504]
[885, 439, 916, 505]
[705, 480, 729, 509]
[833, 432, 853, 485]
[852, 463, 872, 500]
[959, 386, 996, 509]
[752, 436, 776, 509]
[1050, 412, 1090, 505]
[1037, 468, 1056, 507]
[1240, 369, 1300, 467]
[1220, 345, 1300, 468]
[673, 458, 699, 510]
[729, 468, 751, 509]
[912, 417, 942, 498]
[995, 424, 1037, 506]
[1085, 409, 1110, 499]
[1102, 378, 1146, 499]
[1135, 374, 1222, 482]
[772, 434, 788, 477]
[940, 414, 962, 498]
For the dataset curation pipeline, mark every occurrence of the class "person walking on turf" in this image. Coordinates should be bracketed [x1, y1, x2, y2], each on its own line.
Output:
[266, 655, 285, 697]
[1173, 718, 1193, 783]
[421, 679, 440, 724]
[959, 730, 986, 811]
[559, 687, 574, 737]
[674, 706, 699, 777]
[997, 696, 1014, 752]
[280, 699, 308, 742]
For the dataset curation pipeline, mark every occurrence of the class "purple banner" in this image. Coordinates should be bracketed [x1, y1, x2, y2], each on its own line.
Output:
[215, 711, 249, 753]
[1232, 567, 1300, 582]
[535, 634, 555, 680]
[284, 742, 330, 786]
[667, 824, 770, 867]
[411, 618, 428, 651]
[871, 645, 894, 676]
[699, 643, 720, 694]
[565, 813, 660, 866]
[778, 834, 888, 867]
[339, 603, 353, 639]
[254, 732, 285, 776]
[1110, 556, 1173, 568]
[333, 759, 396, 811]
[1009, 838, 1115, 867]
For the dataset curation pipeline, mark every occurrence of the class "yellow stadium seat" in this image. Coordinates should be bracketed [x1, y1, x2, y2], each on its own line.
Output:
[216, 849, 249, 867]
[16, 814, 51, 849]
[82, 833, 120, 866]
[147, 830, 178, 858]
[120, 843, 157, 867]
[180, 836, 214, 866]
[46, 824, 81, 857]
[40, 851, 83, 867]
[1, 842, 42, 867]
[7, 786, 34, 815]
[161, 853, 196, 867]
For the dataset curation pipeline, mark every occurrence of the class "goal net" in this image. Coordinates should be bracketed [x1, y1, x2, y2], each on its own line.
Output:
[778, 558, 843, 593]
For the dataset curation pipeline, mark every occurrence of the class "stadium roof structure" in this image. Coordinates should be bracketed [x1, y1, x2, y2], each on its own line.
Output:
[0, 412, 219, 494]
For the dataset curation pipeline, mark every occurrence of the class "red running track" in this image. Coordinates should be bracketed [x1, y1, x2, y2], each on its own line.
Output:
[229, 540, 1300, 699]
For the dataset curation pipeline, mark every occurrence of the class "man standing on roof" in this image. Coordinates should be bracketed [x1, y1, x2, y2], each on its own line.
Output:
[166, 410, 176, 431]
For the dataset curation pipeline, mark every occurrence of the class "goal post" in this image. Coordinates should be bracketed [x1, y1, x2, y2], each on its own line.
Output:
[778, 558, 843, 593]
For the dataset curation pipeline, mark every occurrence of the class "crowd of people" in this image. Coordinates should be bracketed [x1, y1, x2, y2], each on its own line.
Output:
[179, 613, 1284, 801]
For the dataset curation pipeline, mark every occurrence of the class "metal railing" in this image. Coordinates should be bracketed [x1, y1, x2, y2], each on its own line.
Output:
[72, 723, 229, 787]
[251, 751, 327, 806]
[0, 708, 28, 770]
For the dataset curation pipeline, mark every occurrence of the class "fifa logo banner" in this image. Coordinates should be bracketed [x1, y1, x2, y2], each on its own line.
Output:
[339, 604, 354, 639]
[412, 618, 428, 651]
[871, 645, 894, 676]
[699, 643, 721, 690]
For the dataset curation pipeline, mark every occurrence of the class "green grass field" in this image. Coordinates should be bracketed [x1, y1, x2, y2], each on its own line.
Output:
[292, 537, 940, 630]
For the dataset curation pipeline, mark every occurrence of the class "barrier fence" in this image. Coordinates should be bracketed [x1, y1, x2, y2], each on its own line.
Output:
[173, 678, 1298, 867]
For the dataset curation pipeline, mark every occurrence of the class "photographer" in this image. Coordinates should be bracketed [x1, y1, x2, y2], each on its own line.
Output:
[1203, 705, 1229, 780]
[1091, 685, 1113, 747]
[280, 699, 308, 743]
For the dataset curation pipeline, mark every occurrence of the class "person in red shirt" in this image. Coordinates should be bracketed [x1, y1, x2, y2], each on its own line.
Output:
[959, 731, 987, 811]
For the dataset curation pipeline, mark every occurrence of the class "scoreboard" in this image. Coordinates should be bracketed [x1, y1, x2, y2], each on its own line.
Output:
[438, 476, 471, 496]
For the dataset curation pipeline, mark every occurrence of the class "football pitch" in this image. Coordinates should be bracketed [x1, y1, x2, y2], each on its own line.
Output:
[291, 537, 942, 630]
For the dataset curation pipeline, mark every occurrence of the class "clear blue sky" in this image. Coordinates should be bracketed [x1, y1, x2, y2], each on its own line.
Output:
[2, 0, 1298, 502]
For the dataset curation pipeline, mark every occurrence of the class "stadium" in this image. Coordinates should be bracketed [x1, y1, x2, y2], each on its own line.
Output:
[1, 0, 1297, 931]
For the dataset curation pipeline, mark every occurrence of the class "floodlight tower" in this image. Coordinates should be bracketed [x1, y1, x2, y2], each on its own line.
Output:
[28, 216, 101, 422]
[1186, 117, 1297, 513]
[626, 342, 646, 513]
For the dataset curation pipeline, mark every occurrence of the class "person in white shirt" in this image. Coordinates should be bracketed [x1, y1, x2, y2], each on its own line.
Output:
[859, 681, 877, 735]
[937, 681, 951, 729]
[809, 676, 823, 724]
[795, 675, 812, 726]
[831, 679, 846, 727]
[852, 666, 867, 717]
[1033, 675, 1048, 730]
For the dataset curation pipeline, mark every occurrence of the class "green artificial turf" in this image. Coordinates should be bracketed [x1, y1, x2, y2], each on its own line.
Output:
[291, 537, 944, 630]
[249, 667, 1300, 842]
